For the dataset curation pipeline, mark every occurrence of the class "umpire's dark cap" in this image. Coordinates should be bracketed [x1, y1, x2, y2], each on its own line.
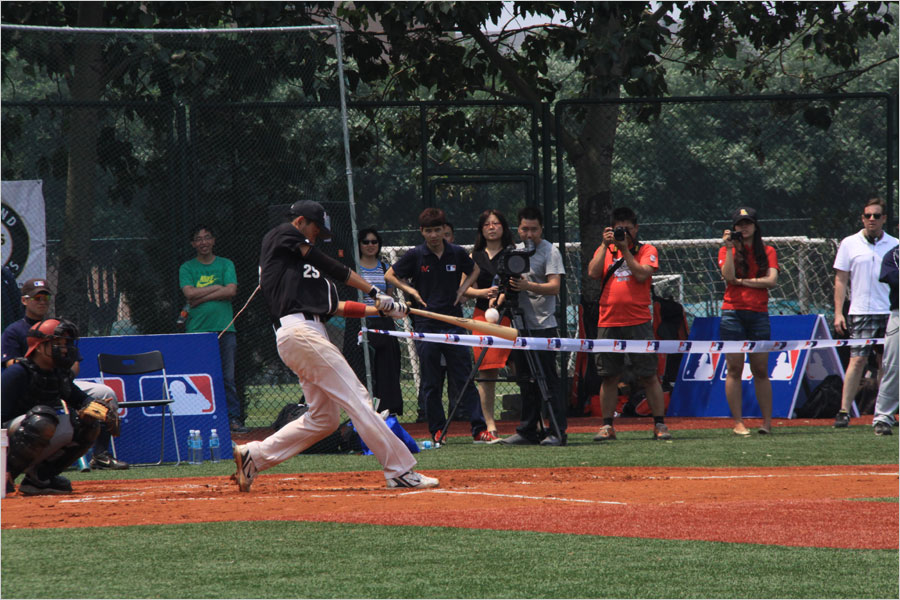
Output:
[731, 207, 758, 228]
[289, 200, 332, 240]
[21, 278, 52, 297]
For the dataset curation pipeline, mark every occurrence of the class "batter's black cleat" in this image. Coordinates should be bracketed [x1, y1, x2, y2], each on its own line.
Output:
[387, 470, 439, 489]
[91, 452, 129, 470]
[19, 474, 73, 496]
[232, 444, 258, 492]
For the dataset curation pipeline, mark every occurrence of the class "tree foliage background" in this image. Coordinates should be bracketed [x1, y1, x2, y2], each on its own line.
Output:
[1, 2, 896, 418]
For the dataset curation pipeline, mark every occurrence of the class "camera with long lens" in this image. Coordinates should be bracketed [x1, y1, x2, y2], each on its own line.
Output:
[730, 231, 743, 243]
[614, 226, 627, 241]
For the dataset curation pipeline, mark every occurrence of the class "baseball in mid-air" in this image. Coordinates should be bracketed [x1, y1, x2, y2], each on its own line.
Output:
[484, 307, 500, 323]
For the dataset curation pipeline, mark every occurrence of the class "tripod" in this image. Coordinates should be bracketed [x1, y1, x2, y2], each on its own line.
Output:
[438, 297, 563, 444]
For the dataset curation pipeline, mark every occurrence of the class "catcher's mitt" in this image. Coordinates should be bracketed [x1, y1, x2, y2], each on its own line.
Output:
[78, 397, 121, 437]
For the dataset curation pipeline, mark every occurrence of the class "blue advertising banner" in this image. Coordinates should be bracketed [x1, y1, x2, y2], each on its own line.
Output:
[669, 315, 845, 418]
[75, 333, 232, 464]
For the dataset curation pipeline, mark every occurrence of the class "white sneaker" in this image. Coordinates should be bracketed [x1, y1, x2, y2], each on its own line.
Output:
[232, 445, 258, 492]
[387, 470, 439, 489]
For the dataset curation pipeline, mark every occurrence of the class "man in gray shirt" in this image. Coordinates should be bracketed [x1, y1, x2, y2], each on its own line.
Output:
[499, 206, 568, 446]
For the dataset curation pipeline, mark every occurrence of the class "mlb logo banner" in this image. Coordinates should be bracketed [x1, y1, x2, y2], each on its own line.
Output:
[681, 353, 721, 381]
[74, 332, 232, 464]
[76, 377, 126, 416]
[140, 374, 215, 416]
[770, 350, 801, 381]
[613, 340, 627, 351]
[670, 315, 842, 418]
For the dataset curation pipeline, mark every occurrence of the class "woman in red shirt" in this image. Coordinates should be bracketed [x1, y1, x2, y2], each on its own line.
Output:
[718, 207, 779, 435]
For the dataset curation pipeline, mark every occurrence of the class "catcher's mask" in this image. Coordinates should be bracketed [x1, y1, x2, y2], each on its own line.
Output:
[25, 318, 80, 369]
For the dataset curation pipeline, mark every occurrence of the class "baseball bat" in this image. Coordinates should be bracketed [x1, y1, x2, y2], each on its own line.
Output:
[407, 307, 518, 341]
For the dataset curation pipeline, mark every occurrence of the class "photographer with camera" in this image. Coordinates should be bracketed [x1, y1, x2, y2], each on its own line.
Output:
[719, 207, 779, 436]
[588, 206, 672, 442]
[497, 206, 568, 446]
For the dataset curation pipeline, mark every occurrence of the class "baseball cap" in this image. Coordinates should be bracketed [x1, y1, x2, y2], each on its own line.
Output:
[288, 200, 332, 240]
[731, 207, 758, 228]
[21, 278, 52, 297]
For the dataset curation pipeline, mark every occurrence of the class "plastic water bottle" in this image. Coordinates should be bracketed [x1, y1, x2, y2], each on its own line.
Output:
[420, 440, 433, 450]
[186, 430, 196, 465]
[208, 429, 220, 463]
[193, 430, 205, 465]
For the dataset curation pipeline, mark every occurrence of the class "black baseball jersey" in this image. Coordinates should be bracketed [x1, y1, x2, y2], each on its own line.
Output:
[391, 241, 475, 329]
[1, 360, 88, 424]
[259, 223, 340, 323]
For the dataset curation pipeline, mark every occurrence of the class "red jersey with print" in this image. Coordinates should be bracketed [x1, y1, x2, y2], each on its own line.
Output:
[718, 244, 779, 312]
[595, 243, 659, 327]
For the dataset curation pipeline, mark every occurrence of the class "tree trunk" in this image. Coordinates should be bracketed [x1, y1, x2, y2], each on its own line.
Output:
[57, 2, 104, 325]
[572, 102, 619, 308]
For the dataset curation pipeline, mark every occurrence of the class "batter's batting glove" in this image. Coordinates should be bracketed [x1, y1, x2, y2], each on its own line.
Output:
[374, 292, 395, 313]
[380, 300, 409, 319]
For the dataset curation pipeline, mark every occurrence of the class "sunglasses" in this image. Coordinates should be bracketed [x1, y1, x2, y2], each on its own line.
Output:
[863, 213, 884, 219]
[360, 240, 379, 245]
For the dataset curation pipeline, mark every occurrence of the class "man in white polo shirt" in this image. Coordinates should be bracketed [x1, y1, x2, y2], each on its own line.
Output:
[832, 197, 897, 428]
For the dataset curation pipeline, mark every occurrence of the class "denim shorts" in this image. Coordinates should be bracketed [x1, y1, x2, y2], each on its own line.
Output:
[848, 314, 888, 357]
[719, 310, 770, 342]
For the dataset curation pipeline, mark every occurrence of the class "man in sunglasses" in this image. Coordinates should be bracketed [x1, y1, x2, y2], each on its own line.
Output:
[832, 197, 898, 428]
[1, 279, 127, 470]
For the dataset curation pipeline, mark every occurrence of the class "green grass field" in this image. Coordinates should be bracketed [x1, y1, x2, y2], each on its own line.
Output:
[2, 425, 898, 598]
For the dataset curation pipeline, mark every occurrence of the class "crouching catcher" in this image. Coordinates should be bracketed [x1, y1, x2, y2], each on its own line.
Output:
[2, 319, 119, 496]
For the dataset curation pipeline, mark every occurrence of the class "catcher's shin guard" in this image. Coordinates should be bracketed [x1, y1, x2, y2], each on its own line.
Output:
[34, 415, 100, 481]
[6, 405, 59, 479]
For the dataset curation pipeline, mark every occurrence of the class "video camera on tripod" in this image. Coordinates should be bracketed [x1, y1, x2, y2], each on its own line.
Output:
[494, 240, 537, 299]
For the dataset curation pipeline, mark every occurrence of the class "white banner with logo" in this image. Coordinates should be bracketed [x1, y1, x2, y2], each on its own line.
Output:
[1, 179, 47, 282]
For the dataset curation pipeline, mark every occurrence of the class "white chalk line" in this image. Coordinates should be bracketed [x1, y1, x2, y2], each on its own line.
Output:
[55, 470, 896, 505]
[648, 471, 898, 481]
[416, 489, 627, 505]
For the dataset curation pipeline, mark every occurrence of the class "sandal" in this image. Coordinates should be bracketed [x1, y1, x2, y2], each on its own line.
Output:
[758, 427, 771, 435]
[732, 426, 751, 436]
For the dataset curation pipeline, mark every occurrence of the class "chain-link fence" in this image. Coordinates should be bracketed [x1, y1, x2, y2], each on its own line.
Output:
[3, 25, 896, 425]
[1, 25, 359, 428]
[555, 95, 896, 337]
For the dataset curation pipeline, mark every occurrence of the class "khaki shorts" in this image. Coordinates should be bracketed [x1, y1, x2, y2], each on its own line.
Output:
[595, 321, 659, 378]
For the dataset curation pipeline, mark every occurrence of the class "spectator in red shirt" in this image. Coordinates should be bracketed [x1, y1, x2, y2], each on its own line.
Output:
[587, 206, 672, 442]
[718, 207, 780, 435]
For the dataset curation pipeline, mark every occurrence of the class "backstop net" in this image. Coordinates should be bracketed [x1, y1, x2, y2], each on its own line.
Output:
[1, 24, 359, 428]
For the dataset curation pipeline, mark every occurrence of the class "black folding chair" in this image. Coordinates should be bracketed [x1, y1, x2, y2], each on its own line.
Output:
[97, 351, 181, 467]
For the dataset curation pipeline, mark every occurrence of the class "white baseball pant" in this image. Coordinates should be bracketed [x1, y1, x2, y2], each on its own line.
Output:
[873, 311, 898, 426]
[243, 316, 417, 479]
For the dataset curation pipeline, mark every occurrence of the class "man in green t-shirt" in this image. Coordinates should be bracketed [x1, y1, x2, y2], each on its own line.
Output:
[179, 225, 246, 433]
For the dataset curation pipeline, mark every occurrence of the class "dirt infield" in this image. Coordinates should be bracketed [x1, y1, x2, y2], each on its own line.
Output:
[3, 464, 896, 550]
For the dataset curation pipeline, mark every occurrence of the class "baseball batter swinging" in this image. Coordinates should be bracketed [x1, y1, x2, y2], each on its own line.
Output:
[231, 200, 439, 491]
